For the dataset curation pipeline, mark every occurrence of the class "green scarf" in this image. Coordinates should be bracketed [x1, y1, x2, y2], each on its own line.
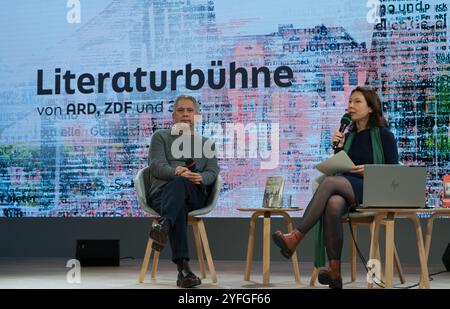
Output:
[313, 127, 385, 268]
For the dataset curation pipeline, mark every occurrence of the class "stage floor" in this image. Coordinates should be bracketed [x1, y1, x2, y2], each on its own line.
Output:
[0, 258, 448, 289]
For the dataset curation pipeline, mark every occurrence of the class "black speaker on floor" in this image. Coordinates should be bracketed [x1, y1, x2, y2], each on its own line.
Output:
[443, 243, 450, 271]
[76, 239, 120, 266]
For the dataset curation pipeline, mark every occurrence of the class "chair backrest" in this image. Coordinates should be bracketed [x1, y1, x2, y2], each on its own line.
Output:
[134, 166, 159, 216]
[134, 166, 222, 217]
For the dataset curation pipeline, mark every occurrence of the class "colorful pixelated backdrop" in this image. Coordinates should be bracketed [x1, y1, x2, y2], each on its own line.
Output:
[0, 0, 448, 217]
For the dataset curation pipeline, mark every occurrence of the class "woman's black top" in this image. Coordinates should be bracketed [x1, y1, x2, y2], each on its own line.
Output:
[339, 127, 399, 204]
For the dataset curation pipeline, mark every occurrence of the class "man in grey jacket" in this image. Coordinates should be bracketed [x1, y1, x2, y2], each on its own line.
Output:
[147, 94, 220, 288]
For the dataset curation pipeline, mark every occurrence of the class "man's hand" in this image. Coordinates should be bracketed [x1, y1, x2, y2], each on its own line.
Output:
[175, 166, 189, 176]
[350, 165, 365, 176]
[180, 170, 202, 184]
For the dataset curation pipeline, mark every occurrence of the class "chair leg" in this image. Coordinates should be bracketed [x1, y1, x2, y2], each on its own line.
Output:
[393, 244, 405, 284]
[350, 223, 358, 282]
[262, 212, 271, 286]
[369, 220, 405, 286]
[151, 250, 160, 279]
[408, 215, 430, 289]
[384, 218, 395, 288]
[309, 267, 320, 286]
[244, 212, 258, 281]
[345, 218, 405, 287]
[375, 242, 384, 282]
[139, 237, 153, 283]
[198, 219, 217, 283]
[368, 217, 382, 288]
[192, 221, 207, 279]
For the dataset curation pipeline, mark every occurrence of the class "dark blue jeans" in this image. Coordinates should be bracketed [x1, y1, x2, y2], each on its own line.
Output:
[149, 176, 207, 263]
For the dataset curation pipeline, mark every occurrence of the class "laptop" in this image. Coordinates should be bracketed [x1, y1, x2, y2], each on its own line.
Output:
[360, 165, 427, 208]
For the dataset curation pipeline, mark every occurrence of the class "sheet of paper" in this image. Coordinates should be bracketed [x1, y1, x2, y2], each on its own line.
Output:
[315, 151, 356, 175]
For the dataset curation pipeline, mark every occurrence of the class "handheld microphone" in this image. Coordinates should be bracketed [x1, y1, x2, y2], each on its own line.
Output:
[332, 113, 352, 150]
[184, 158, 197, 172]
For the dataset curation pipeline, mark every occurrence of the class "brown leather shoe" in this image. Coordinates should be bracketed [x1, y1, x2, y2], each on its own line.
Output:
[272, 229, 304, 259]
[318, 259, 342, 289]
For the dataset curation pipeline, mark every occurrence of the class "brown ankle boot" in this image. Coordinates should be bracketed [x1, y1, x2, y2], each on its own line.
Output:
[318, 259, 342, 289]
[272, 229, 304, 259]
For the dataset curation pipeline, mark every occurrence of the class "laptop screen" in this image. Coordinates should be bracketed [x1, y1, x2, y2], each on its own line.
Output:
[362, 165, 426, 208]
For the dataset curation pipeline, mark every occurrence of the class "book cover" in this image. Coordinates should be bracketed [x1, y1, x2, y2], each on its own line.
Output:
[262, 176, 285, 208]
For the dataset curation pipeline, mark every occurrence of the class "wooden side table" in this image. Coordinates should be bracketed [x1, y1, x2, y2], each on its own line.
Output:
[237, 207, 302, 286]
[357, 208, 450, 289]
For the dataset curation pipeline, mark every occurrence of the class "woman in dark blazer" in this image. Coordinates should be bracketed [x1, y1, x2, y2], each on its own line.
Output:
[273, 87, 399, 288]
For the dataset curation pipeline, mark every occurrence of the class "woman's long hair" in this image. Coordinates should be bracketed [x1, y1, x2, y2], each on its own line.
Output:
[349, 86, 387, 131]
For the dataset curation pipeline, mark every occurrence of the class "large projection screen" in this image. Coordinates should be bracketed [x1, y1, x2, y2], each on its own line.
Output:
[0, 0, 448, 217]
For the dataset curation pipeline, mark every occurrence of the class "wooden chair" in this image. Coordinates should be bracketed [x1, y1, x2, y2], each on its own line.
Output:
[135, 167, 221, 284]
[308, 174, 405, 287]
[309, 212, 406, 287]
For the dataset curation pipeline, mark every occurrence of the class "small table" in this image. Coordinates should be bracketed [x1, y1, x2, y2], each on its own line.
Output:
[237, 207, 303, 286]
[357, 207, 450, 289]
[423, 208, 450, 262]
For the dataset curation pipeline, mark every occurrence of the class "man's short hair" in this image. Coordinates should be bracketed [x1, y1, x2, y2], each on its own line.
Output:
[174, 94, 200, 113]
